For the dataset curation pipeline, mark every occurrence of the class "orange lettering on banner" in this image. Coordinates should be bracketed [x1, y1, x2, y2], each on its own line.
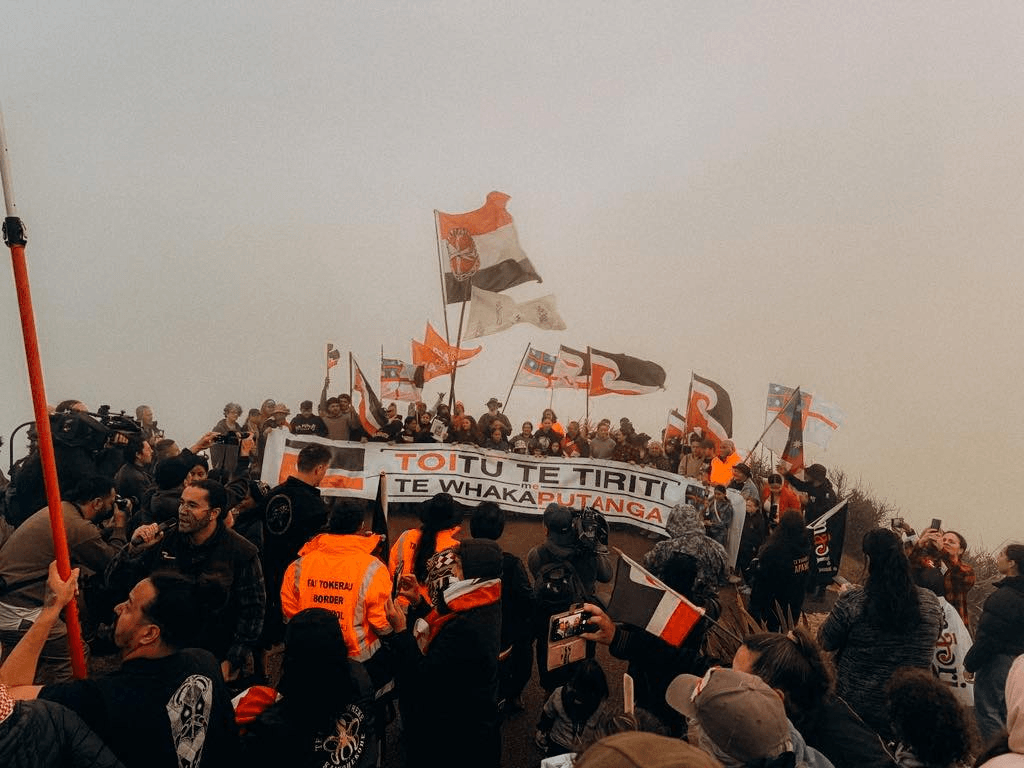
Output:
[418, 453, 445, 471]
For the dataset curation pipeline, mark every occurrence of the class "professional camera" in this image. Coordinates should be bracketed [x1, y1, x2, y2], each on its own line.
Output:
[93, 405, 142, 436]
[572, 506, 609, 554]
[212, 431, 252, 445]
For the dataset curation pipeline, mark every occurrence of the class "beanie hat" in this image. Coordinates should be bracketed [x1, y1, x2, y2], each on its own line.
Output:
[458, 539, 502, 580]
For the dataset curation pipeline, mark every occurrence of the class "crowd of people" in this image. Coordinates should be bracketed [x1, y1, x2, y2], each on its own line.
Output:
[0, 395, 1021, 768]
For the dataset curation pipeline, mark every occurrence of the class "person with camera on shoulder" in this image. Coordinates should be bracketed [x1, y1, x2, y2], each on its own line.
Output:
[0, 475, 129, 682]
[527, 504, 612, 692]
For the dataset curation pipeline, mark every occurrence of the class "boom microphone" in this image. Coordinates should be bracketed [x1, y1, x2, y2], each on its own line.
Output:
[131, 518, 178, 546]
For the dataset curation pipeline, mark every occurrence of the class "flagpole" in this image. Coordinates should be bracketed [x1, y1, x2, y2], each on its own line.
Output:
[585, 346, 592, 424]
[503, 342, 532, 417]
[348, 351, 354, 400]
[1, 105, 88, 678]
[682, 372, 694, 437]
[448, 278, 471, 408]
[325, 343, 331, 383]
[744, 385, 800, 463]
[433, 210, 452, 345]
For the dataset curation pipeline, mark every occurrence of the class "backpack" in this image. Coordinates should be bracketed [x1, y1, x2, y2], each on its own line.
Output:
[532, 545, 588, 619]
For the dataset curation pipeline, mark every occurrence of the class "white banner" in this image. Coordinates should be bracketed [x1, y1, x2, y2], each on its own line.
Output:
[933, 597, 975, 707]
[261, 431, 745, 557]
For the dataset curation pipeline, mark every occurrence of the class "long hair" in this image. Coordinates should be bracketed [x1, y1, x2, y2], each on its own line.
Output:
[413, 493, 461, 582]
[742, 628, 835, 727]
[276, 609, 357, 728]
[863, 527, 920, 631]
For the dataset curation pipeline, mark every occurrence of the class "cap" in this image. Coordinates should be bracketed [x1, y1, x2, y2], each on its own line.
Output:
[486, 397, 502, 407]
[543, 503, 573, 533]
[272, 403, 291, 416]
[575, 732, 723, 768]
[733, 462, 751, 478]
[666, 668, 791, 764]
[299, 400, 313, 411]
[805, 464, 827, 481]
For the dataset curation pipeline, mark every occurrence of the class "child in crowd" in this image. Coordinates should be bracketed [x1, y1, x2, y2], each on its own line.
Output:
[535, 660, 613, 757]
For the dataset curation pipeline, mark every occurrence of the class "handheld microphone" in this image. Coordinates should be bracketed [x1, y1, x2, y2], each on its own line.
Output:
[131, 518, 178, 546]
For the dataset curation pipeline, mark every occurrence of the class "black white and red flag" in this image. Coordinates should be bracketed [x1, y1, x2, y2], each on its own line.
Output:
[684, 373, 733, 449]
[553, 344, 590, 389]
[588, 348, 666, 396]
[607, 551, 704, 647]
[351, 355, 386, 437]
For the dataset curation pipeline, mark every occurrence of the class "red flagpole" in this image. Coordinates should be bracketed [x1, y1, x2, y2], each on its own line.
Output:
[1, 106, 88, 678]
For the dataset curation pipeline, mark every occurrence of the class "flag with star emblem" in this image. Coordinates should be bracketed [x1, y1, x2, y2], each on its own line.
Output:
[514, 346, 558, 388]
[765, 386, 805, 471]
[766, 383, 845, 449]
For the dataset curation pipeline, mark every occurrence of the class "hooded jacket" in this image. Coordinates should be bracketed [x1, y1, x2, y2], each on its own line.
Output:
[280, 532, 391, 662]
[642, 504, 728, 601]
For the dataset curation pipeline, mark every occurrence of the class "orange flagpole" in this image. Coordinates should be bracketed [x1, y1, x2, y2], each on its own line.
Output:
[1, 106, 88, 678]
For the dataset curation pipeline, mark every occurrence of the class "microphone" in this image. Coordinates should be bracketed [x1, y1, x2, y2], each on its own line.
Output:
[131, 518, 178, 546]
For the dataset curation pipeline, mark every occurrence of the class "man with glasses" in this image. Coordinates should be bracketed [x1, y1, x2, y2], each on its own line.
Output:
[107, 479, 265, 683]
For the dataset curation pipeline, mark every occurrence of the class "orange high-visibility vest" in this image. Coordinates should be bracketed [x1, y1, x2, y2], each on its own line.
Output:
[281, 532, 391, 661]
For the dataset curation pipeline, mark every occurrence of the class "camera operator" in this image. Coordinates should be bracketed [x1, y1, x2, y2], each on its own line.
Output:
[527, 504, 612, 692]
[0, 475, 129, 683]
[114, 434, 155, 505]
[5, 407, 138, 528]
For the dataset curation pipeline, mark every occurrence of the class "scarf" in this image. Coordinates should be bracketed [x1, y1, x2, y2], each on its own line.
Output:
[413, 577, 501, 652]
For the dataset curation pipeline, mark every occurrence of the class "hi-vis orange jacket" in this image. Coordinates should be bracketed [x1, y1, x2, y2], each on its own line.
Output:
[388, 526, 462, 605]
[281, 532, 391, 662]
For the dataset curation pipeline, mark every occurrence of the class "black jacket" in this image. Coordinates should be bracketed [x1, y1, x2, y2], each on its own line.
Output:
[389, 592, 502, 768]
[0, 699, 125, 768]
[964, 575, 1024, 671]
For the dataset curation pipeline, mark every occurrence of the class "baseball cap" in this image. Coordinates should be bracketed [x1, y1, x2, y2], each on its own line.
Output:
[666, 668, 792, 764]
[575, 732, 723, 768]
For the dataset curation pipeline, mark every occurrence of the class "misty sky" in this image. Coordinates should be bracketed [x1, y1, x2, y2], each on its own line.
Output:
[2, 3, 1022, 552]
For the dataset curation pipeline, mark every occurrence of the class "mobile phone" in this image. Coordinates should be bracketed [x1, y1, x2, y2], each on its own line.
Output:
[891, 517, 904, 530]
[549, 605, 590, 642]
[930, 518, 942, 531]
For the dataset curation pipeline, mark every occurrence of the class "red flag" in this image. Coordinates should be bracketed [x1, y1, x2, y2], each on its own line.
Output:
[607, 551, 704, 647]
[684, 373, 733, 450]
[411, 323, 482, 382]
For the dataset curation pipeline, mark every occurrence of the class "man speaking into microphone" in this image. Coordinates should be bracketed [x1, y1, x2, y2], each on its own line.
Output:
[106, 478, 266, 682]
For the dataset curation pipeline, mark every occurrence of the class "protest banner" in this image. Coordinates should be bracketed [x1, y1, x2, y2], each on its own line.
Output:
[262, 430, 745, 554]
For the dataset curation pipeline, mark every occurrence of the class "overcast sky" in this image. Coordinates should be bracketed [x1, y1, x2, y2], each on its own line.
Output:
[2, 2, 1021, 552]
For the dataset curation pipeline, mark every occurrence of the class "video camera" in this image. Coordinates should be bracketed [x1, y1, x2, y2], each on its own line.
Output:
[212, 432, 252, 445]
[571, 507, 609, 555]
